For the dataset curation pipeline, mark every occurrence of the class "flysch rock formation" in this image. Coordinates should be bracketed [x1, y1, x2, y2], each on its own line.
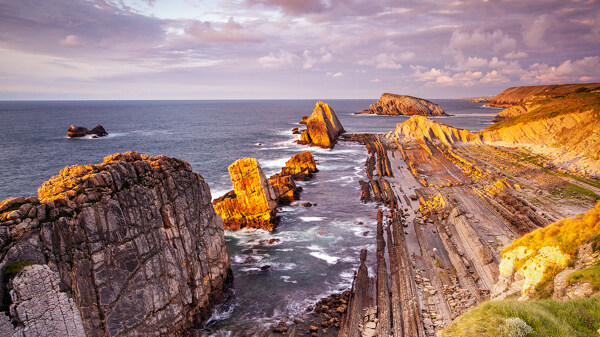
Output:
[0, 151, 231, 337]
[357, 93, 448, 116]
[213, 158, 279, 231]
[213, 152, 319, 230]
[297, 101, 344, 149]
[487, 82, 600, 108]
[394, 115, 482, 149]
[67, 124, 108, 138]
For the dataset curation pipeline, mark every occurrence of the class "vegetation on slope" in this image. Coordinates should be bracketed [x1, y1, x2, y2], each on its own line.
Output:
[487, 82, 600, 108]
[485, 92, 600, 132]
[439, 295, 600, 337]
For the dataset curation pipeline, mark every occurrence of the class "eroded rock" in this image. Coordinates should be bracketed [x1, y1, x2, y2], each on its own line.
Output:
[297, 101, 344, 149]
[357, 93, 448, 116]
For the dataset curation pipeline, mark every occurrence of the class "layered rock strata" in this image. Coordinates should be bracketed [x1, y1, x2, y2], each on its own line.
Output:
[357, 93, 448, 116]
[0, 151, 231, 336]
[297, 101, 344, 149]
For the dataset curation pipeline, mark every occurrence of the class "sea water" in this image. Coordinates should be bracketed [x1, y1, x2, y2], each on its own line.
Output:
[0, 99, 499, 334]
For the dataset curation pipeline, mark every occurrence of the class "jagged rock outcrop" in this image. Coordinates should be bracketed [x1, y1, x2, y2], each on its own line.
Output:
[67, 124, 108, 138]
[297, 101, 344, 149]
[493, 201, 600, 300]
[281, 151, 318, 180]
[487, 83, 600, 108]
[213, 158, 278, 230]
[357, 93, 448, 116]
[268, 174, 298, 205]
[394, 116, 482, 149]
[0, 151, 231, 336]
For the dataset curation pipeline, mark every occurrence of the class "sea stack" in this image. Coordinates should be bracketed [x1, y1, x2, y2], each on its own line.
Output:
[0, 151, 231, 336]
[357, 93, 448, 116]
[213, 158, 279, 230]
[297, 101, 344, 149]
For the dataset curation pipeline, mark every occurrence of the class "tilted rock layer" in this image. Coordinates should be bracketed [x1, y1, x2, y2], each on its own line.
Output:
[281, 151, 318, 180]
[0, 151, 231, 336]
[358, 93, 448, 116]
[213, 158, 278, 230]
[394, 115, 482, 149]
[298, 101, 344, 149]
[487, 82, 600, 108]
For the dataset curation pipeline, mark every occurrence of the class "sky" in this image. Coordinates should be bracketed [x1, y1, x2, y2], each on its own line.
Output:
[0, 0, 599, 100]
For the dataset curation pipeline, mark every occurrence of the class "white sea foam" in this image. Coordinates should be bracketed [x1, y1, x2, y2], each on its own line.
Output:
[299, 216, 325, 222]
[309, 251, 339, 265]
[280, 275, 297, 283]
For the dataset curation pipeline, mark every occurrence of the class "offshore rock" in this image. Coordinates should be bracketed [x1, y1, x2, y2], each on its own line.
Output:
[268, 174, 298, 205]
[213, 158, 278, 230]
[297, 101, 344, 149]
[281, 151, 318, 181]
[67, 124, 108, 138]
[0, 151, 231, 337]
[357, 93, 448, 116]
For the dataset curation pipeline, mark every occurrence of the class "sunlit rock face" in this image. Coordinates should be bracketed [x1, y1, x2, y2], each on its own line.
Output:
[0, 151, 231, 337]
[358, 93, 448, 116]
[394, 115, 482, 148]
[213, 157, 278, 230]
[298, 101, 344, 149]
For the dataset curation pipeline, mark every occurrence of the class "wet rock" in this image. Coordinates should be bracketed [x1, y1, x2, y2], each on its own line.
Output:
[302, 202, 313, 207]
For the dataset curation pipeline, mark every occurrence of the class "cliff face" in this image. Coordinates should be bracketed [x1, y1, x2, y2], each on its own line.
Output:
[213, 158, 278, 230]
[487, 82, 600, 108]
[0, 151, 231, 336]
[298, 101, 344, 149]
[358, 93, 448, 116]
[394, 115, 482, 149]
[493, 201, 600, 300]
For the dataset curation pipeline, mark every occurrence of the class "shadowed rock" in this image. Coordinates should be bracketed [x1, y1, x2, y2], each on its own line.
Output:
[67, 124, 108, 138]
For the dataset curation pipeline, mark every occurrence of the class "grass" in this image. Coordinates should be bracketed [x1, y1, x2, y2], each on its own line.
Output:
[552, 183, 599, 200]
[503, 201, 600, 257]
[4, 261, 38, 277]
[439, 295, 600, 337]
[485, 92, 600, 132]
[567, 264, 600, 291]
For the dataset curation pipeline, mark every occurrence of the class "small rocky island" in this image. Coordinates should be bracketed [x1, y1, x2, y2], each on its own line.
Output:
[213, 151, 318, 231]
[67, 124, 108, 138]
[357, 93, 448, 116]
[297, 101, 344, 149]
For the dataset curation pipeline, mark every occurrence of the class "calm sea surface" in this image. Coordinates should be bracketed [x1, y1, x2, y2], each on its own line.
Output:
[0, 99, 499, 335]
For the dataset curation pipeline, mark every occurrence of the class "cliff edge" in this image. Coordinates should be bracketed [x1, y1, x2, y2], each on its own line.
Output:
[0, 151, 231, 336]
[358, 93, 448, 116]
[487, 82, 600, 108]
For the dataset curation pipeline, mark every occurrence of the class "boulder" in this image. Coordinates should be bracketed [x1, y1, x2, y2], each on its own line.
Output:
[67, 124, 108, 138]
[281, 151, 318, 180]
[357, 93, 448, 116]
[269, 173, 299, 204]
[0, 151, 231, 337]
[213, 158, 278, 230]
[297, 101, 344, 149]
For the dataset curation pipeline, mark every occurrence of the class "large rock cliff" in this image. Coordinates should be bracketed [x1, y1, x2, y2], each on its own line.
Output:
[358, 93, 448, 116]
[0, 151, 231, 336]
[213, 158, 279, 230]
[487, 82, 600, 108]
[298, 101, 344, 149]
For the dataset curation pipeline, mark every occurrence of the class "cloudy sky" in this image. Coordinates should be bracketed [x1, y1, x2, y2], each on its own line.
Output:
[1, 0, 599, 100]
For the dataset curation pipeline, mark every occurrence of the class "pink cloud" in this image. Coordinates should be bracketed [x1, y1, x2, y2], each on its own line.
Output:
[60, 35, 82, 48]
[185, 18, 263, 43]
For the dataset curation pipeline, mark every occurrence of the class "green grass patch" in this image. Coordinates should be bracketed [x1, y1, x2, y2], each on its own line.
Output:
[552, 183, 599, 200]
[439, 295, 600, 337]
[4, 261, 38, 277]
[567, 265, 600, 291]
[485, 92, 600, 132]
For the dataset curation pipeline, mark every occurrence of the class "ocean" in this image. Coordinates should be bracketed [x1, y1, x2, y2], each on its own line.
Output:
[0, 99, 499, 335]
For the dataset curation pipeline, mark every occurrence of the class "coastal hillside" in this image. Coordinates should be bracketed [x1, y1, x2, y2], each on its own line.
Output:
[358, 93, 448, 116]
[482, 92, 600, 176]
[487, 83, 600, 108]
[0, 152, 231, 336]
[440, 202, 600, 337]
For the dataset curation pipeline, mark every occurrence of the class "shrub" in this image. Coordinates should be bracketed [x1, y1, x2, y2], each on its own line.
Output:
[503, 317, 534, 337]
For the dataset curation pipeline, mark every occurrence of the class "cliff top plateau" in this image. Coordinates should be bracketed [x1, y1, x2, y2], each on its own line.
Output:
[487, 82, 600, 108]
